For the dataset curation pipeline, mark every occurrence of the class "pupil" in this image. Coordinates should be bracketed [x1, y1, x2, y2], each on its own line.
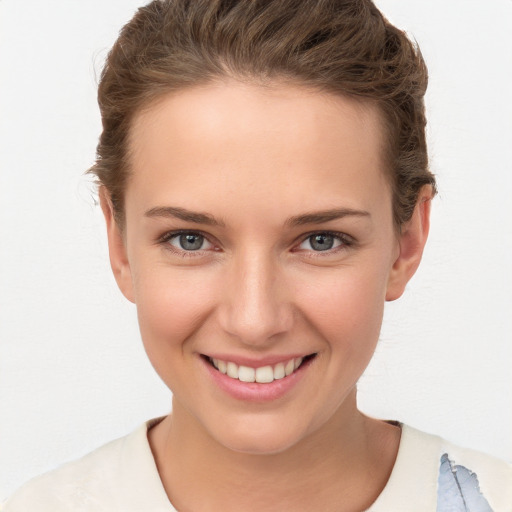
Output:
[311, 234, 334, 251]
[180, 234, 203, 250]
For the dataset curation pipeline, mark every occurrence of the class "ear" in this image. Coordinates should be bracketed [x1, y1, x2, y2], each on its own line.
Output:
[386, 185, 433, 301]
[99, 187, 135, 303]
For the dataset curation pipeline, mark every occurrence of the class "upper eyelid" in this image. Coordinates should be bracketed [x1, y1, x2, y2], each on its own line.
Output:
[295, 230, 353, 245]
[300, 229, 351, 238]
[158, 229, 215, 244]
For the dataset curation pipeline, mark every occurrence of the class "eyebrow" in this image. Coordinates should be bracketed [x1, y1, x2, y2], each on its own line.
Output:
[144, 205, 370, 228]
[285, 208, 371, 227]
[144, 206, 226, 227]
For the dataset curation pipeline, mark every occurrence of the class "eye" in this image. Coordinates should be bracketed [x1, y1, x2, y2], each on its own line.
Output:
[167, 232, 214, 252]
[297, 232, 348, 252]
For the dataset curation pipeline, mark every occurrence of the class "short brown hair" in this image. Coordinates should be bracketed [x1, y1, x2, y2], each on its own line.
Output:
[90, 0, 436, 227]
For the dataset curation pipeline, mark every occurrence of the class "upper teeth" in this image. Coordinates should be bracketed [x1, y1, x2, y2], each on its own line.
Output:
[211, 357, 304, 383]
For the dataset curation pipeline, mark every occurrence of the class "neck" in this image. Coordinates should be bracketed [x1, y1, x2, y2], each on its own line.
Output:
[148, 392, 400, 512]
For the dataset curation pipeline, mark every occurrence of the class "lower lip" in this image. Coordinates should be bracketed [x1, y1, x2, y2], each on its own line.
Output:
[202, 357, 314, 402]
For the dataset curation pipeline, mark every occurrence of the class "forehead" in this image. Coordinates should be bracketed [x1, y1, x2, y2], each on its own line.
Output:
[126, 80, 390, 220]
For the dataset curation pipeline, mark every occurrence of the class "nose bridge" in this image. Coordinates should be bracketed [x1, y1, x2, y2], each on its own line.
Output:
[220, 247, 292, 345]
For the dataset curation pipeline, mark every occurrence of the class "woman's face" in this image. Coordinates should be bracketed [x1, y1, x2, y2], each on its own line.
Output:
[108, 81, 409, 454]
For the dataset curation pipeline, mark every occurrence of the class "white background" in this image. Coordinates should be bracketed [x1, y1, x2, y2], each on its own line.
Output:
[1, 0, 511, 500]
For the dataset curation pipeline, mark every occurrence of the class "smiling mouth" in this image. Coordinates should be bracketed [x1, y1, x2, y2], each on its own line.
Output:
[203, 354, 317, 384]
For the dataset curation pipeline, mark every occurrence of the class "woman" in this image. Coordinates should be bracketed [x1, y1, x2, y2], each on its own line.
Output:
[3, 0, 511, 510]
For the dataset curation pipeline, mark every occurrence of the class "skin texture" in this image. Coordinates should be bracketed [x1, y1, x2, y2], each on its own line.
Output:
[101, 80, 431, 511]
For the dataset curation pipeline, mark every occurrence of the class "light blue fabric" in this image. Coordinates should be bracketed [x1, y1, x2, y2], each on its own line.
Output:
[437, 453, 493, 511]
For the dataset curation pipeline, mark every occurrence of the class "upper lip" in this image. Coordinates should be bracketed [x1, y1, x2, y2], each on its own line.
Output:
[201, 353, 316, 368]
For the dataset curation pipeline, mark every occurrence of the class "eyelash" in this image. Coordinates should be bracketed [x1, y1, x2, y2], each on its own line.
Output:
[294, 230, 354, 256]
[157, 230, 354, 258]
[157, 230, 217, 258]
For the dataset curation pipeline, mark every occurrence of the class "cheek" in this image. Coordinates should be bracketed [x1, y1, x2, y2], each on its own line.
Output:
[132, 265, 217, 359]
[293, 264, 389, 352]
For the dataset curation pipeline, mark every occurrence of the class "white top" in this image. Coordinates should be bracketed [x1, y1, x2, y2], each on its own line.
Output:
[2, 418, 511, 511]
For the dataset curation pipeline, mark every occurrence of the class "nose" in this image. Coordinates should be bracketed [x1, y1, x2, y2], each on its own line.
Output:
[218, 249, 293, 347]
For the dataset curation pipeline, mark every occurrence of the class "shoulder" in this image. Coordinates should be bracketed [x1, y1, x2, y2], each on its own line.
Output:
[406, 425, 512, 511]
[434, 430, 512, 511]
[1, 418, 168, 512]
[1, 433, 131, 512]
[370, 423, 512, 512]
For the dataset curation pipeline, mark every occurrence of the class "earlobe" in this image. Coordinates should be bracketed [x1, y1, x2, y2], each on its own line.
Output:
[386, 186, 433, 301]
[99, 187, 135, 303]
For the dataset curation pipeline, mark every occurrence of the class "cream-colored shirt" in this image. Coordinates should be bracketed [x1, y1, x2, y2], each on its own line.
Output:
[3, 418, 511, 511]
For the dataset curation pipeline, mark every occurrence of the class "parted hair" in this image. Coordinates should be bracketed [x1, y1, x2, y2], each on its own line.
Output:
[91, 0, 436, 228]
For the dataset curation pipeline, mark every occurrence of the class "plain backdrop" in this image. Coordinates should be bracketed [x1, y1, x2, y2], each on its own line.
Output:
[1, 0, 511, 501]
